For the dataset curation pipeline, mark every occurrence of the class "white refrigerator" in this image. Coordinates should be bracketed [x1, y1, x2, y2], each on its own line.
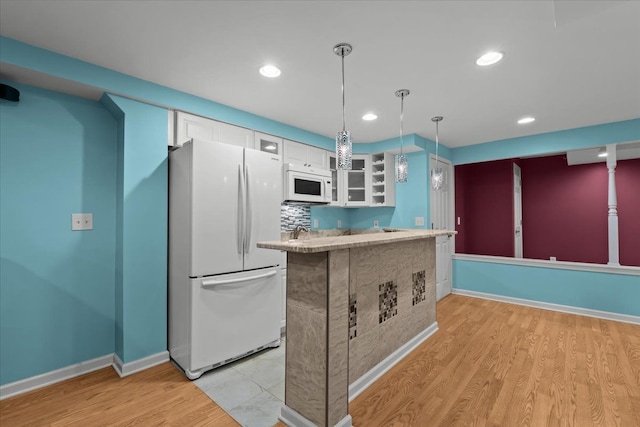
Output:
[169, 139, 282, 380]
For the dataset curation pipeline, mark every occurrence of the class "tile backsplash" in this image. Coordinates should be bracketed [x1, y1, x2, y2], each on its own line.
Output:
[280, 203, 311, 231]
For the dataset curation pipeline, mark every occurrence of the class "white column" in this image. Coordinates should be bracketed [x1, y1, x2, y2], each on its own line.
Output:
[606, 144, 620, 266]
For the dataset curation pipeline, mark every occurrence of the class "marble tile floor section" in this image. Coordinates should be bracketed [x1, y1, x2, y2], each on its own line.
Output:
[194, 338, 286, 427]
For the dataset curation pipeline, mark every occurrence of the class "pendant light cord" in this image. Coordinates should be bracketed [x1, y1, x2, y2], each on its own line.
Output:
[341, 53, 346, 132]
[400, 95, 404, 155]
[435, 119, 439, 163]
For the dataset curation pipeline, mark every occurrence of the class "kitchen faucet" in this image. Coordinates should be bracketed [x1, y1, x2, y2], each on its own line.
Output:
[292, 225, 309, 239]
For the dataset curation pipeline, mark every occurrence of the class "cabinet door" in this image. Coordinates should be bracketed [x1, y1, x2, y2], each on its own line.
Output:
[281, 269, 287, 329]
[175, 111, 219, 146]
[345, 154, 370, 207]
[327, 152, 342, 206]
[255, 132, 283, 158]
[283, 139, 308, 166]
[218, 121, 254, 148]
[306, 145, 327, 169]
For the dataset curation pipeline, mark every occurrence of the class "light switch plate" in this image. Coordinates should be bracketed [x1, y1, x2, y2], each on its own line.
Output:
[313, 219, 319, 229]
[337, 219, 342, 229]
[415, 216, 425, 226]
[72, 213, 93, 231]
[373, 220, 379, 228]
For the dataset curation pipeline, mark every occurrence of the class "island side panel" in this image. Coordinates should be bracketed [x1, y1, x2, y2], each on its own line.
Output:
[327, 249, 350, 425]
[349, 239, 437, 384]
[285, 251, 328, 425]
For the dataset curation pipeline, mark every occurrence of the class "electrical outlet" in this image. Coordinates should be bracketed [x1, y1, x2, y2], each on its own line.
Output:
[313, 219, 319, 229]
[550, 256, 557, 261]
[415, 216, 425, 226]
[72, 213, 93, 231]
[337, 219, 342, 229]
[373, 220, 379, 228]
[457, 216, 461, 225]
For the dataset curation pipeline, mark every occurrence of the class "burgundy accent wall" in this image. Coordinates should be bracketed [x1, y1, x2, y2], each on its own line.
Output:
[520, 155, 608, 263]
[617, 158, 640, 267]
[455, 159, 514, 257]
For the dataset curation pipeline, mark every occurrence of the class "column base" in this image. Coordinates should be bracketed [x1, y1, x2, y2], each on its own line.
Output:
[279, 405, 353, 427]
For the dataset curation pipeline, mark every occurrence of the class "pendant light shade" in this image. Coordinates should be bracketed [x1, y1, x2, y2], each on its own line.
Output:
[431, 116, 444, 190]
[334, 43, 352, 170]
[395, 89, 410, 183]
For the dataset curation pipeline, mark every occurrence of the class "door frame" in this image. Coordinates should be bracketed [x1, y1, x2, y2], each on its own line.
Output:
[513, 163, 523, 258]
[429, 154, 455, 300]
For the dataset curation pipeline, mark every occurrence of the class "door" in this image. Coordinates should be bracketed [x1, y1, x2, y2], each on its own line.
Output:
[190, 268, 281, 371]
[327, 153, 342, 206]
[243, 148, 282, 270]
[430, 155, 453, 301]
[514, 163, 523, 258]
[306, 145, 328, 169]
[254, 132, 283, 158]
[283, 139, 308, 166]
[175, 111, 218, 146]
[190, 140, 244, 276]
[218, 121, 253, 148]
[345, 155, 370, 206]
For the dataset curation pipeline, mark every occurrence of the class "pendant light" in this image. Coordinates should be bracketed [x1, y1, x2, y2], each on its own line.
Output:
[334, 43, 352, 170]
[395, 89, 410, 183]
[431, 116, 444, 190]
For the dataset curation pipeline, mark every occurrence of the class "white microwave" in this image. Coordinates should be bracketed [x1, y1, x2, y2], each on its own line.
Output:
[283, 163, 332, 203]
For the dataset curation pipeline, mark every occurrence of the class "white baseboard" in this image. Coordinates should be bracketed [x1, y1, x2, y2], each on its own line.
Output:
[348, 321, 439, 402]
[112, 351, 169, 377]
[0, 354, 113, 400]
[1, 350, 171, 400]
[452, 289, 640, 325]
[279, 405, 352, 427]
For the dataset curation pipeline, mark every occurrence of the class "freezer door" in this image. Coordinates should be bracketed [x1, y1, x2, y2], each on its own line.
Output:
[243, 148, 282, 270]
[190, 269, 281, 371]
[191, 140, 244, 276]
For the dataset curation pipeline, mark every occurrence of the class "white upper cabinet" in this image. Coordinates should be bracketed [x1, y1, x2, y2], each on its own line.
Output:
[218, 121, 254, 148]
[255, 132, 283, 159]
[326, 152, 371, 207]
[175, 111, 253, 148]
[283, 139, 327, 169]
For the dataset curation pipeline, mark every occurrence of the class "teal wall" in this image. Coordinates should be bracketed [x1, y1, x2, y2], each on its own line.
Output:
[102, 94, 169, 363]
[0, 83, 117, 384]
[350, 151, 430, 229]
[453, 259, 640, 316]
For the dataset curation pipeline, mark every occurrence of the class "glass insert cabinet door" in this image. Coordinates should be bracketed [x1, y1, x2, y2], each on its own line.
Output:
[329, 155, 340, 204]
[347, 157, 367, 203]
[255, 132, 282, 157]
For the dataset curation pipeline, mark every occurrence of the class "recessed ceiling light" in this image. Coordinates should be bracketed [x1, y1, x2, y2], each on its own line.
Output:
[476, 51, 504, 66]
[362, 113, 378, 121]
[259, 65, 281, 78]
[517, 116, 536, 124]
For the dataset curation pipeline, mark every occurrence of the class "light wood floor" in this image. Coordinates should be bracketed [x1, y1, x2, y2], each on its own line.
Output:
[349, 294, 640, 427]
[0, 361, 239, 426]
[2, 294, 639, 426]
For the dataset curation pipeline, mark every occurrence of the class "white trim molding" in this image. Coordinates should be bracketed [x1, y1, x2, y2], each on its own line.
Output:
[453, 254, 640, 276]
[348, 322, 439, 402]
[0, 354, 113, 400]
[453, 289, 640, 326]
[112, 351, 169, 378]
[279, 405, 353, 427]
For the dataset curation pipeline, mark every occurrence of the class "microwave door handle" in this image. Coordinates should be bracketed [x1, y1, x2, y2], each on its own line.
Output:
[237, 164, 244, 255]
[245, 164, 252, 254]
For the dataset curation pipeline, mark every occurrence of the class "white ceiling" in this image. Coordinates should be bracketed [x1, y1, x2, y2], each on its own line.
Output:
[1, 1, 639, 147]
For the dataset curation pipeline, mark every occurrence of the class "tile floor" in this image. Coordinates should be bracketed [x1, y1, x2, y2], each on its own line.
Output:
[194, 338, 286, 427]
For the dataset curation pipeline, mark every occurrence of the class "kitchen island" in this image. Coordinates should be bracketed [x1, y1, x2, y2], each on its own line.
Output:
[258, 229, 455, 427]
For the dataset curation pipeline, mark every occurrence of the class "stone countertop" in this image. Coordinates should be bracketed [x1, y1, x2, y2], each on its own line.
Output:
[257, 229, 456, 253]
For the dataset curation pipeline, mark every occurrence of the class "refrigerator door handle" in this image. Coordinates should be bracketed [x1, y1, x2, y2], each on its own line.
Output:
[244, 164, 252, 254]
[237, 164, 244, 255]
[201, 270, 277, 287]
